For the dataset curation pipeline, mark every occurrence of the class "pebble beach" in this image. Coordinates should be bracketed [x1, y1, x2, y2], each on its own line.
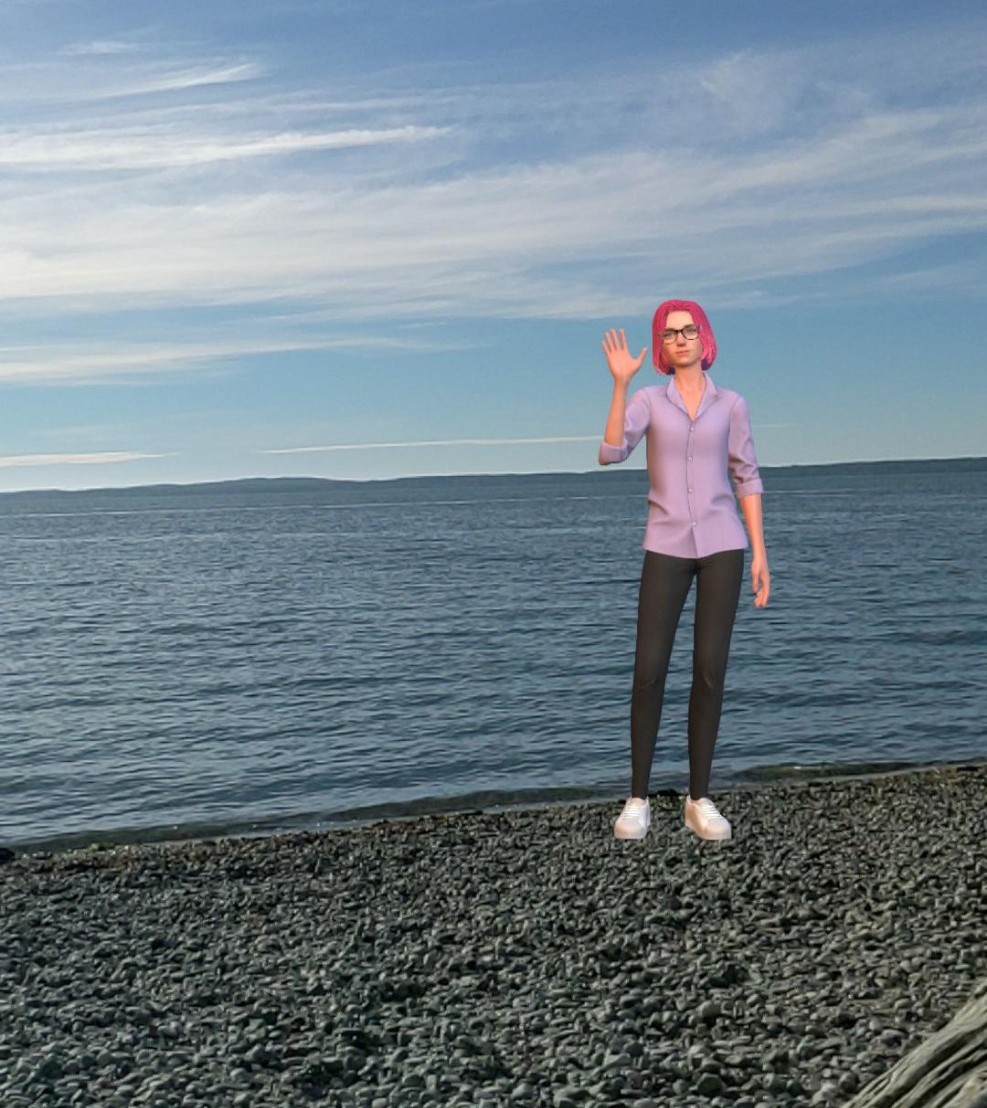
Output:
[2, 765, 985, 1108]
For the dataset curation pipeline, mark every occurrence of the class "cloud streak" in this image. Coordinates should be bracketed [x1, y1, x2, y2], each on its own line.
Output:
[0, 21, 985, 327]
[0, 59, 263, 107]
[0, 124, 449, 170]
[0, 333, 448, 383]
[264, 435, 601, 454]
[0, 451, 171, 469]
[60, 41, 143, 58]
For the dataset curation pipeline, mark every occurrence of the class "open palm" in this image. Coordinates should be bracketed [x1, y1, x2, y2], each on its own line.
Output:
[602, 328, 647, 385]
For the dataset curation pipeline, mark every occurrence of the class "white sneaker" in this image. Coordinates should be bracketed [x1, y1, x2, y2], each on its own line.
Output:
[684, 796, 732, 841]
[614, 797, 650, 840]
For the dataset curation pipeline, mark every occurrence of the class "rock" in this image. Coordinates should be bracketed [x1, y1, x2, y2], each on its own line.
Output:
[696, 1073, 725, 1095]
[812, 1082, 842, 1104]
[844, 978, 987, 1107]
[552, 1088, 581, 1108]
[1, 769, 986, 1108]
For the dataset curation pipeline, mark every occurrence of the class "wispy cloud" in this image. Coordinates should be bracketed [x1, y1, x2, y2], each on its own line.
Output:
[0, 334, 434, 383]
[0, 21, 985, 326]
[264, 435, 601, 454]
[60, 40, 143, 58]
[88, 62, 265, 100]
[0, 124, 449, 170]
[0, 59, 263, 107]
[0, 451, 171, 468]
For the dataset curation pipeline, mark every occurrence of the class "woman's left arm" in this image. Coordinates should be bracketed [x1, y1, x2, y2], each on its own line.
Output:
[740, 494, 770, 608]
[729, 395, 770, 608]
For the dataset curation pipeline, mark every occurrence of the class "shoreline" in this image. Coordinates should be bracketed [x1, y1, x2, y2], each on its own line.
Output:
[6, 757, 986, 860]
[2, 765, 985, 1106]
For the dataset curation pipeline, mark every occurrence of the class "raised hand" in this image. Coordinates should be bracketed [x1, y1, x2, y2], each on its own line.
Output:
[602, 328, 647, 386]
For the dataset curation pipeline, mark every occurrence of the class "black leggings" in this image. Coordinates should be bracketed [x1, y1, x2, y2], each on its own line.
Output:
[630, 548, 744, 800]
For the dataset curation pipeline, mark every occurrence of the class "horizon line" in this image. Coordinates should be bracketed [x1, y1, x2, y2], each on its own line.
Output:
[0, 454, 984, 498]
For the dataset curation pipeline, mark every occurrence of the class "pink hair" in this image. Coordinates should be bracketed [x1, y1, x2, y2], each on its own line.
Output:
[651, 299, 717, 375]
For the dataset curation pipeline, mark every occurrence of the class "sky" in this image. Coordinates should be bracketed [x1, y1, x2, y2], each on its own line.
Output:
[0, 0, 985, 491]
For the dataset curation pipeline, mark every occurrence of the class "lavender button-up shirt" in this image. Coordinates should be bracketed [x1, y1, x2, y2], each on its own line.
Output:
[599, 375, 764, 558]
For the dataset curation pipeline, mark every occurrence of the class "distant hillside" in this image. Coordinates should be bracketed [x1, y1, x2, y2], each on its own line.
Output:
[0, 455, 984, 502]
[763, 456, 987, 477]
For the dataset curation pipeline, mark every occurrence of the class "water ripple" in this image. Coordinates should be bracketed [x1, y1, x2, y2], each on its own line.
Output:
[1, 466, 985, 848]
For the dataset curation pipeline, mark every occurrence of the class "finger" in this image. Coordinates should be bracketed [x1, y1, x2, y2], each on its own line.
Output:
[619, 328, 628, 350]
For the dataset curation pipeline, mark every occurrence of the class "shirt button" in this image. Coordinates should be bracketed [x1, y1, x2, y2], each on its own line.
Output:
[688, 456, 693, 461]
[691, 521, 697, 527]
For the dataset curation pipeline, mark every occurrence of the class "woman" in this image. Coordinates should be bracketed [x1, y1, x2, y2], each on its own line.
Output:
[600, 299, 769, 841]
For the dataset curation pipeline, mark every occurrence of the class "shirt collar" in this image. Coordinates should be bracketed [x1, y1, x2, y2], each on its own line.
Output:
[667, 373, 718, 418]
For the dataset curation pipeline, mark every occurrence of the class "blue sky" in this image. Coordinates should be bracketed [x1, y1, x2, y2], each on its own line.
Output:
[0, 0, 985, 491]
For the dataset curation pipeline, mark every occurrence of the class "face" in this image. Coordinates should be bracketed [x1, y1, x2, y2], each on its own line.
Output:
[661, 310, 702, 373]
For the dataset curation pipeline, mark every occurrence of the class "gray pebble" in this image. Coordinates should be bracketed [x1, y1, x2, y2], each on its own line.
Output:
[0, 768, 984, 1107]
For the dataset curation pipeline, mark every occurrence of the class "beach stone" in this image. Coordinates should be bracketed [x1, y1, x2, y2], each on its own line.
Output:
[697, 1073, 726, 1095]
[812, 1082, 842, 1104]
[552, 1088, 583, 1107]
[845, 978, 987, 1107]
[838, 1071, 861, 1094]
[1, 768, 986, 1107]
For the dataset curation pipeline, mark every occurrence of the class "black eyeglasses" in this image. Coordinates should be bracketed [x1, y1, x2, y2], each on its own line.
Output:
[659, 324, 701, 343]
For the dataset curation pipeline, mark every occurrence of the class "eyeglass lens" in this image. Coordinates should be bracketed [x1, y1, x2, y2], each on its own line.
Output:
[660, 325, 699, 342]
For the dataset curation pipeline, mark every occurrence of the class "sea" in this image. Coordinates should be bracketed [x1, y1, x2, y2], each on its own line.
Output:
[1, 458, 985, 853]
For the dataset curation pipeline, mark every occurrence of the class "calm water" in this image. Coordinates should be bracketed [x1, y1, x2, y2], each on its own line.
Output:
[1, 462, 985, 851]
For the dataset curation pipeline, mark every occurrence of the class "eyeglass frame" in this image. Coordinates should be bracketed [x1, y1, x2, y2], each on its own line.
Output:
[659, 324, 702, 343]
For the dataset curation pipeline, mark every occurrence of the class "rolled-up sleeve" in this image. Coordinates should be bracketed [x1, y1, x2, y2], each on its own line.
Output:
[599, 389, 651, 465]
[728, 395, 764, 496]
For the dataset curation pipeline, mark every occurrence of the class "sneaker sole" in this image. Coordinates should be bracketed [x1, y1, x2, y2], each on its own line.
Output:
[613, 824, 649, 841]
[684, 820, 731, 841]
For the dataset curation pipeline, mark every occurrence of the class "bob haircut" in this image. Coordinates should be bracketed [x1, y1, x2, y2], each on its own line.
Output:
[652, 299, 717, 375]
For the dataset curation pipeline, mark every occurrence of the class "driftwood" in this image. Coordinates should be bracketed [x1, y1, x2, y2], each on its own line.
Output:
[845, 979, 987, 1108]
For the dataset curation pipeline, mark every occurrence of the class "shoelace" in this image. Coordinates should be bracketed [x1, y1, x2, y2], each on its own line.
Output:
[622, 799, 648, 817]
[694, 798, 723, 820]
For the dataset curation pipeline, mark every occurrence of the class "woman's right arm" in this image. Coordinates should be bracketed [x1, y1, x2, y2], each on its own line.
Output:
[604, 379, 631, 449]
[600, 328, 648, 464]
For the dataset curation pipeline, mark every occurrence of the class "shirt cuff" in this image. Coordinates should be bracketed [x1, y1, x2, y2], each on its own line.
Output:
[735, 478, 764, 497]
[598, 441, 627, 465]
